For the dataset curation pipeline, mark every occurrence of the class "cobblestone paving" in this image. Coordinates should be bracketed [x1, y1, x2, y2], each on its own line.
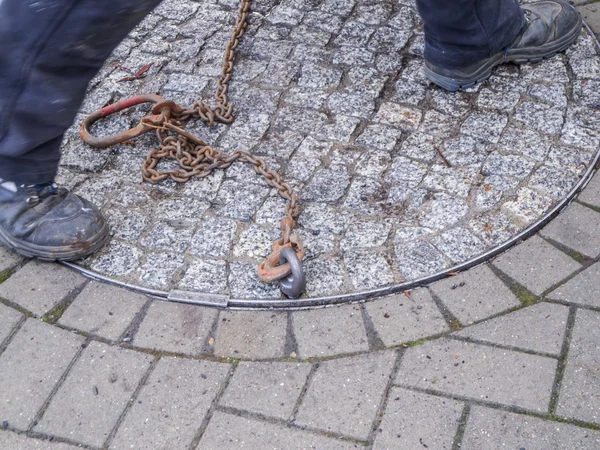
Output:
[56, 0, 600, 299]
[2, 167, 600, 447]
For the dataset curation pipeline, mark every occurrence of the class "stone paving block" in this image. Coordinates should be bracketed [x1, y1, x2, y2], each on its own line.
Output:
[219, 361, 311, 420]
[0, 303, 22, 345]
[365, 289, 449, 347]
[59, 281, 147, 341]
[455, 302, 569, 355]
[578, 171, 600, 208]
[111, 357, 230, 450]
[462, 406, 600, 450]
[214, 310, 287, 359]
[0, 430, 81, 449]
[199, 412, 360, 449]
[548, 261, 600, 308]
[292, 304, 369, 358]
[374, 387, 463, 450]
[578, 4, 600, 40]
[0, 246, 22, 274]
[540, 203, 600, 257]
[429, 265, 521, 325]
[0, 319, 83, 430]
[295, 350, 396, 440]
[0, 261, 86, 316]
[35, 341, 153, 448]
[396, 338, 557, 412]
[134, 301, 218, 355]
[493, 235, 581, 296]
[556, 309, 600, 425]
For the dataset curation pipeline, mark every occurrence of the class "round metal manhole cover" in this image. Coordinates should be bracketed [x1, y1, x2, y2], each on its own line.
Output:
[59, 0, 600, 307]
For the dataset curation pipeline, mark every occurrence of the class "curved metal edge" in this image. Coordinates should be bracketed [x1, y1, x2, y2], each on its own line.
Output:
[62, 23, 600, 311]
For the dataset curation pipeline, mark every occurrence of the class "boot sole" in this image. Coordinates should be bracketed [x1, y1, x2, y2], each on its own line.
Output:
[0, 223, 110, 262]
[425, 15, 583, 91]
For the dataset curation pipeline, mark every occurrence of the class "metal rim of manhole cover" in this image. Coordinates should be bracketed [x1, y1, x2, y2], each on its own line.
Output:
[59, 0, 600, 310]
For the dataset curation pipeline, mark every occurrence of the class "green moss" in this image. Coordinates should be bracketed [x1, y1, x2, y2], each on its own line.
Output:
[547, 414, 600, 431]
[0, 268, 14, 284]
[42, 301, 71, 324]
[511, 284, 539, 307]
[404, 337, 433, 348]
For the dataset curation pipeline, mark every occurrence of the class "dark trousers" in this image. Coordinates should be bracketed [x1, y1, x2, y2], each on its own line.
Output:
[0, 0, 525, 185]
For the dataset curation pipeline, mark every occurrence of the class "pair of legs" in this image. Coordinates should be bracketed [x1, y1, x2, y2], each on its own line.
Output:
[0, 0, 582, 260]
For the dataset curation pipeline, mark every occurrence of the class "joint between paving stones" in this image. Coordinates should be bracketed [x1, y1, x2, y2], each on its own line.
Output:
[284, 311, 299, 356]
[188, 362, 238, 450]
[360, 303, 387, 351]
[201, 308, 222, 356]
[541, 235, 594, 266]
[446, 334, 561, 360]
[426, 288, 463, 330]
[451, 403, 471, 450]
[0, 314, 26, 359]
[5, 428, 95, 450]
[42, 279, 91, 325]
[290, 362, 319, 423]
[118, 297, 155, 344]
[487, 263, 540, 307]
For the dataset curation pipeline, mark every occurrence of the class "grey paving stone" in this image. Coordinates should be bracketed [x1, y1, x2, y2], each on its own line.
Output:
[462, 406, 600, 450]
[396, 338, 557, 412]
[373, 387, 463, 450]
[548, 261, 600, 308]
[579, 4, 600, 41]
[59, 282, 147, 341]
[214, 311, 287, 359]
[220, 361, 311, 420]
[556, 309, 600, 425]
[199, 412, 360, 449]
[0, 303, 22, 345]
[134, 301, 218, 355]
[35, 341, 153, 447]
[0, 261, 86, 316]
[540, 203, 600, 257]
[365, 289, 450, 347]
[429, 265, 521, 325]
[0, 247, 22, 274]
[578, 171, 600, 208]
[455, 302, 569, 355]
[292, 304, 369, 358]
[111, 357, 230, 450]
[295, 350, 396, 440]
[0, 319, 83, 430]
[0, 430, 81, 449]
[493, 235, 582, 296]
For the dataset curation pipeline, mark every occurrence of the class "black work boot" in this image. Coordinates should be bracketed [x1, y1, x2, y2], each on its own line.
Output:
[0, 180, 109, 261]
[425, 0, 582, 91]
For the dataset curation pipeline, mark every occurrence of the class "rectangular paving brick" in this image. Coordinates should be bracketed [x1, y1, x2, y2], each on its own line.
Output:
[493, 236, 581, 296]
[462, 406, 600, 449]
[541, 203, 600, 258]
[295, 350, 397, 440]
[429, 265, 520, 325]
[373, 387, 463, 450]
[365, 289, 449, 346]
[111, 357, 230, 450]
[0, 261, 86, 316]
[0, 246, 22, 273]
[35, 341, 153, 447]
[0, 430, 81, 449]
[578, 171, 600, 208]
[220, 361, 312, 420]
[396, 338, 557, 412]
[214, 310, 287, 359]
[199, 412, 360, 449]
[455, 302, 569, 355]
[0, 319, 83, 429]
[556, 309, 600, 425]
[59, 281, 147, 341]
[292, 304, 368, 358]
[548, 262, 600, 308]
[0, 303, 22, 346]
[133, 301, 218, 355]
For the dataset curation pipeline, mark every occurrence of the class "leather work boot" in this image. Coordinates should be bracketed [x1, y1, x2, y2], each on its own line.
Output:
[0, 181, 109, 261]
[425, 0, 583, 91]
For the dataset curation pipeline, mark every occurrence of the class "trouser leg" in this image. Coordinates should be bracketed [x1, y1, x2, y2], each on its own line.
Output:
[415, 0, 527, 69]
[0, 0, 163, 185]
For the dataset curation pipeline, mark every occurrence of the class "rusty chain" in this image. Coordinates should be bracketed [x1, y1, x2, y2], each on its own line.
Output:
[80, 0, 306, 297]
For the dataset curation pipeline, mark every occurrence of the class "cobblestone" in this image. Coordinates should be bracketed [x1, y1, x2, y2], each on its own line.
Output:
[35, 342, 153, 447]
[0, 319, 83, 430]
[397, 338, 557, 412]
[220, 361, 311, 420]
[111, 357, 230, 449]
[294, 350, 396, 439]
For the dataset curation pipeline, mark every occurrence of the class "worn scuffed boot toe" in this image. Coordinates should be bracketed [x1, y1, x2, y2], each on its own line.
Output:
[425, 0, 583, 91]
[0, 181, 109, 261]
